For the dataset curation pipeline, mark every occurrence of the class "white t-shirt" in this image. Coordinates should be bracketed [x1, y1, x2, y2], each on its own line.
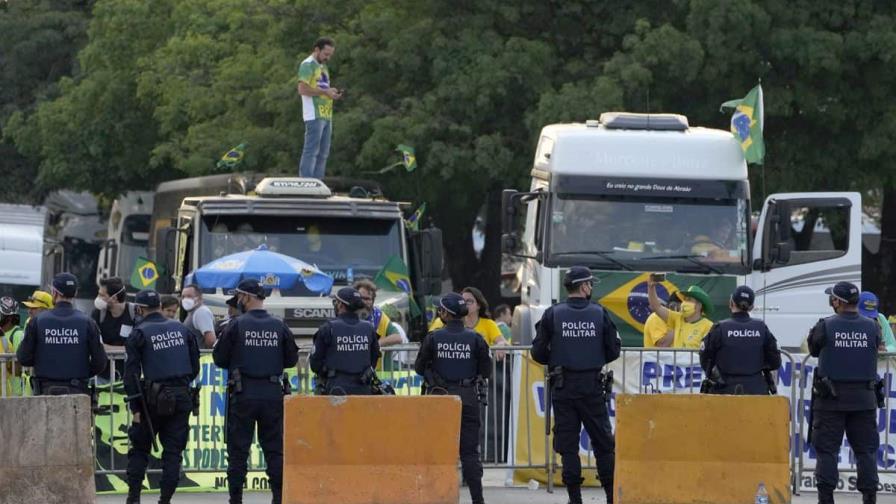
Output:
[185, 304, 216, 348]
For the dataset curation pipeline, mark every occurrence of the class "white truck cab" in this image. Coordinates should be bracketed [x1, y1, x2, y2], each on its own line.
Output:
[503, 113, 861, 350]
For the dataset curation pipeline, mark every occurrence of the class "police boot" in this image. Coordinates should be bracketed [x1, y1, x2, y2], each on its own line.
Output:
[229, 490, 243, 504]
[566, 484, 583, 504]
[862, 492, 876, 504]
[817, 484, 835, 504]
[604, 481, 614, 504]
[125, 487, 141, 504]
[271, 487, 282, 504]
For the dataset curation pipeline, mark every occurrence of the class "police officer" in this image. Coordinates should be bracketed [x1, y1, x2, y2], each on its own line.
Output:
[414, 292, 491, 504]
[213, 279, 298, 504]
[531, 266, 620, 504]
[699, 285, 781, 395]
[16, 272, 107, 395]
[309, 287, 380, 395]
[808, 282, 881, 504]
[123, 289, 200, 504]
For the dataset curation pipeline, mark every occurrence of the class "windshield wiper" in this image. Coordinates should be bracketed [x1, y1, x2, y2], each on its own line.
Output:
[551, 251, 633, 271]
[635, 254, 723, 275]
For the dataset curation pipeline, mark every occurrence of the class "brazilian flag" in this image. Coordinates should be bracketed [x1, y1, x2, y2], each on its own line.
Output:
[396, 144, 417, 172]
[130, 257, 159, 289]
[374, 255, 421, 317]
[405, 202, 426, 231]
[216, 142, 247, 171]
[721, 84, 765, 165]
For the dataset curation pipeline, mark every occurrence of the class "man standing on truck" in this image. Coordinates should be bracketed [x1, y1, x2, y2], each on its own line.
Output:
[647, 277, 713, 348]
[531, 266, 621, 504]
[297, 36, 342, 179]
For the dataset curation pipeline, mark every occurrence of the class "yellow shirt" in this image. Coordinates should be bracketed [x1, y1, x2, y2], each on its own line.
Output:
[642, 313, 671, 347]
[428, 317, 504, 346]
[666, 310, 713, 349]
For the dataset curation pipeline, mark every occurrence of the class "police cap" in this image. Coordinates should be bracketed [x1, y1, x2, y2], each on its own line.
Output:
[825, 281, 859, 305]
[563, 266, 593, 287]
[225, 295, 239, 308]
[52, 272, 79, 298]
[731, 285, 755, 307]
[438, 292, 466, 316]
[134, 289, 161, 308]
[235, 278, 267, 299]
[333, 287, 365, 311]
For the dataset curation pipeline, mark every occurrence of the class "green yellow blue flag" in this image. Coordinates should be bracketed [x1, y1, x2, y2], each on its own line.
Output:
[374, 255, 421, 316]
[130, 257, 159, 289]
[217, 142, 247, 171]
[405, 202, 426, 231]
[396, 144, 417, 172]
[721, 84, 764, 165]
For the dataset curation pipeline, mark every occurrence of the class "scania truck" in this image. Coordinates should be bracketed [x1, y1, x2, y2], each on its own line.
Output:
[155, 177, 442, 340]
[503, 112, 861, 350]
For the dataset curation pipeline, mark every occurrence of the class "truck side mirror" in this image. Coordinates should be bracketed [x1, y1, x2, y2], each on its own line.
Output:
[774, 241, 792, 264]
[409, 227, 443, 297]
[155, 227, 178, 293]
[502, 189, 520, 235]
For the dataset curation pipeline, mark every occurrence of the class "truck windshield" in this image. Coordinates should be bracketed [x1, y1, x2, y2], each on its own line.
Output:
[547, 195, 750, 274]
[199, 215, 402, 285]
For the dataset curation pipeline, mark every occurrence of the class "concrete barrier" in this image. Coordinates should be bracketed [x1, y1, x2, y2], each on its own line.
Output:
[283, 395, 462, 504]
[0, 395, 95, 504]
[614, 394, 791, 504]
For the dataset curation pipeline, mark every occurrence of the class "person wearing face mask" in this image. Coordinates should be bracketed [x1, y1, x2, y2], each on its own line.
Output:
[414, 292, 491, 504]
[647, 277, 714, 349]
[531, 266, 621, 504]
[309, 287, 380, 396]
[699, 286, 781, 395]
[17, 272, 108, 395]
[807, 282, 881, 504]
[123, 289, 199, 504]
[213, 279, 298, 504]
[180, 284, 217, 349]
[91, 276, 137, 347]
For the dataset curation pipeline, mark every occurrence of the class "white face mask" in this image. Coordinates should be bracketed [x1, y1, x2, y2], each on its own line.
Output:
[181, 297, 196, 312]
[94, 297, 108, 311]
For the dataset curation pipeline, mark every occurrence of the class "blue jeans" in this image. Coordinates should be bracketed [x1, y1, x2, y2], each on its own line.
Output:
[298, 119, 332, 178]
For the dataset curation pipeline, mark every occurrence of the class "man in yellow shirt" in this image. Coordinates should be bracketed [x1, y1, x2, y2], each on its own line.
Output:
[647, 278, 714, 349]
[642, 294, 680, 347]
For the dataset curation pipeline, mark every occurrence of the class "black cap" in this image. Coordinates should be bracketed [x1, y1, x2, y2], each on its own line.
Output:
[225, 295, 239, 308]
[235, 278, 266, 299]
[333, 287, 365, 311]
[564, 266, 594, 287]
[731, 285, 755, 307]
[52, 272, 79, 298]
[134, 289, 161, 308]
[439, 292, 465, 316]
[825, 281, 860, 304]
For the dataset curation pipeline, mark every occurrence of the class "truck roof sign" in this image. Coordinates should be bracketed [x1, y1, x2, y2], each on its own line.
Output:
[255, 177, 333, 198]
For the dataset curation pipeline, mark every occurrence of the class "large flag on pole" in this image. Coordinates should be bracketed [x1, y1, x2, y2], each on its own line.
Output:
[130, 257, 159, 289]
[721, 84, 765, 165]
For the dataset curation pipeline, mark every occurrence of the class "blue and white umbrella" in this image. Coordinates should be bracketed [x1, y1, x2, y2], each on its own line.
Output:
[190, 245, 333, 294]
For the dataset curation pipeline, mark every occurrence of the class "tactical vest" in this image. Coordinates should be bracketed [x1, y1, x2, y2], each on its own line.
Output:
[431, 327, 479, 382]
[819, 314, 878, 382]
[33, 307, 90, 380]
[139, 317, 193, 381]
[715, 317, 766, 376]
[234, 312, 286, 379]
[326, 317, 374, 374]
[550, 302, 606, 370]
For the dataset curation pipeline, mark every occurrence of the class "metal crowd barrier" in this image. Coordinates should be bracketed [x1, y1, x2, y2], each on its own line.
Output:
[6, 346, 881, 496]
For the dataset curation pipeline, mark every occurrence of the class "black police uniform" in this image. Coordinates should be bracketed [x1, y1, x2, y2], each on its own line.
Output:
[532, 294, 621, 504]
[16, 300, 107, 394]
[213, 306, 298, 504]
[414, 317, 492, 504]
[309, 311, 380, 395]
[699, 312, 781, 395]
[808, 310, 880, 503]
[124, 311, 200, 503]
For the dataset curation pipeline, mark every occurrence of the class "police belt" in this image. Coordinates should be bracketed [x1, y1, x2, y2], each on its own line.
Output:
[326, 370, 365, 382]
[33, 377, 88, 392]
[719, 371, 762, 378]
[143, 378, 191, 392]
[441, 377, 477, 387]
[241, 373, 281, 384]
[558, 368, 601, 375]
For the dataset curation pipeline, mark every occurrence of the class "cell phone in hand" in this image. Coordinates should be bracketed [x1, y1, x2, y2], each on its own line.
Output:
[650, 273, 666, 282]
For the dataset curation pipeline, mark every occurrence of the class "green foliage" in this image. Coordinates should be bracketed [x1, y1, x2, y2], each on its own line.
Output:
[5, 0, 896, 294]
